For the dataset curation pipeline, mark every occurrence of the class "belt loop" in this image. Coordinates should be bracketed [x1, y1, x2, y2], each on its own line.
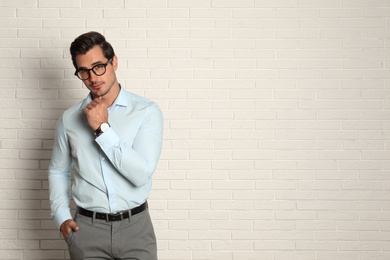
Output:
[92, 211, 96, 224]
[128, 209, 131, 223]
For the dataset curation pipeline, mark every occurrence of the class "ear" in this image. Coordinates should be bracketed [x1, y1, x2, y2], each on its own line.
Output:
[112, 55, 118, 71]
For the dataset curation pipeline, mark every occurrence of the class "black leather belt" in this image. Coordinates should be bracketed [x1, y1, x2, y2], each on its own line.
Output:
[76, 202, 147, 222]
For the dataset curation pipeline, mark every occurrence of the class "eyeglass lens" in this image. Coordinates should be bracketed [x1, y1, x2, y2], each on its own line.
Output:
[76, 59, 111, 80]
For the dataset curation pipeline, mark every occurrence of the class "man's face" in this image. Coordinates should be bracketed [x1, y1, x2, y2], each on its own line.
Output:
[75, 45, 118, 99]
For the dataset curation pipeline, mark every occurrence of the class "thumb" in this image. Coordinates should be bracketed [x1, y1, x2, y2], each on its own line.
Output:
[100, 97, 109, 109]
[69, 220, 79, 231]
[93, 96, 108, 109]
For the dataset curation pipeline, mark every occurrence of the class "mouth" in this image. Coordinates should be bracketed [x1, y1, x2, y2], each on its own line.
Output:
[90, 83, 103, 89]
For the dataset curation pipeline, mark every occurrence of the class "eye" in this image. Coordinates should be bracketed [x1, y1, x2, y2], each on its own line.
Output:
[94, 64, 105, 70]
[78, 69, 88, 74]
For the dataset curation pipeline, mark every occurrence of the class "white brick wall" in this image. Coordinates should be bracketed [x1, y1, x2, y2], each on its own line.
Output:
[0, 0, 389, 259]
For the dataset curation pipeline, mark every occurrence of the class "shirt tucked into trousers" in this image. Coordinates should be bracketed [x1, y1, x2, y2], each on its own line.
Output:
[49, 86, 163, 260]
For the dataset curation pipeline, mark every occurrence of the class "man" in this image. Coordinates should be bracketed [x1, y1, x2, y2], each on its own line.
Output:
[48, 31, 163, 260]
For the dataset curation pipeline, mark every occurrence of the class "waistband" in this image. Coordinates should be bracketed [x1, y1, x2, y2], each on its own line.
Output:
[76, 201, 148, 222]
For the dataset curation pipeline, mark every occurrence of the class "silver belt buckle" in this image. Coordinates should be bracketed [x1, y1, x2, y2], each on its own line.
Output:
[108, 211, 124, 222]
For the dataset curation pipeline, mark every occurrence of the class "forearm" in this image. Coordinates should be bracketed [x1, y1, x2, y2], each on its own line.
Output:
[49, 115, 73, 229]
[96, 105, 163, 186]
[96, 128, 162, 186]
[49, 171, 73, 229]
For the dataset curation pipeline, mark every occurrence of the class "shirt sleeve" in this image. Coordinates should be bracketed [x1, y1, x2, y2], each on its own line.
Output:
[48, 115, 73, 229]
[96, 103, 163, 187]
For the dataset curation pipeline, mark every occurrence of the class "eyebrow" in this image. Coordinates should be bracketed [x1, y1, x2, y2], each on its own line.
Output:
[77, 60, 105, 70]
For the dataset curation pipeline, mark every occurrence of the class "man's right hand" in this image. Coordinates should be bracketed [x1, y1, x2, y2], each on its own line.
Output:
[60, 219, 79, 239]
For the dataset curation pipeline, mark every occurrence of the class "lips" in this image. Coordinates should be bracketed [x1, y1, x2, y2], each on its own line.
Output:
[90, 83, 103, 89]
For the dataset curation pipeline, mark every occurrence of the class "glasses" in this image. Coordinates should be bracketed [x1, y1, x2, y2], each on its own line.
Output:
[74, 59, 112, 80]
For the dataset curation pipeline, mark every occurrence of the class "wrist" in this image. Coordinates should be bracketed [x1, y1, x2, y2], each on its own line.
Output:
[94, 122, 110, 137]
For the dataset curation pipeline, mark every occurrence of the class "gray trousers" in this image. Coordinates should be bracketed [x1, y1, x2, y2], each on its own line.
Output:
[66, 209, 158, 260]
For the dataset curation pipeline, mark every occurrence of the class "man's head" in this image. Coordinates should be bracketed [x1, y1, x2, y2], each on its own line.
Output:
[70, 31, 115, 70]
[70, 31, 119, 100]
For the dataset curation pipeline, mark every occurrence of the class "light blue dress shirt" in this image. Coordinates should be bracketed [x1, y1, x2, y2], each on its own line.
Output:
[48, 86, 163, 229]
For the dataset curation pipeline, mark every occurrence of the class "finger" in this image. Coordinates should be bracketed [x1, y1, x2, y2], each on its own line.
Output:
[69, 220, 80, 231]
[88, 101, 99, 109]
[92, 98, 102, 105]
[60, 220, 72, 238]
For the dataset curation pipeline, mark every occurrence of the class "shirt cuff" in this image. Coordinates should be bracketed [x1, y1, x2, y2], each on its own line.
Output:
[95, 127, 121, 151]
[54, 208, 73, 230]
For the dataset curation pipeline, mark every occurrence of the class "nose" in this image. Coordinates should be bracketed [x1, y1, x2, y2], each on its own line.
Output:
[88, 70, 98, 82]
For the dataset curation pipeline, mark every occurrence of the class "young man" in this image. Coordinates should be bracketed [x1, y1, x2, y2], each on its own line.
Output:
[48, 31, 163, 260]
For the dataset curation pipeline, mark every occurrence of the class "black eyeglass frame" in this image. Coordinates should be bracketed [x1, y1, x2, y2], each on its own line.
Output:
[74, 58, 113, 80]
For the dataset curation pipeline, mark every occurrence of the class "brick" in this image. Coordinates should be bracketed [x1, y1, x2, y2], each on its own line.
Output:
[172, 18, 214, 28]
[81, 0, 125, 8]
[158, 250, 191, 260]
[169, 240, 210, 250]
[0, 7, 16, 17]
[213, 240, 254, 251]
[318, 251, 360, 260]
[194, 69, 235, 79]
[256, 0, 298, 8]
[147, 9, 188, 18]
[0, 251, 22, 259]
[0, 240, 39, 249]
[255, 180, 297, 190]
[0, 18, 41, 28]
[23, 250, 66, 259]
[233, 29, 275, 39]
[259, 19, 300, 29]
[255, 240, 295, 250]
[235, 9, 271, 18]
[257, 59, 298, 69]
[278, 50, 319, 59]
[277, 29, 319, 39]
[168, 0, 209, 8]
[39, 0, 79, 7]
[344, 18, 385, 28]
[42, 18, 84, 28]
[190, 190, 231, 200]
[276, 251, 316, 260]
[170, 39, 211, 48]
[212, 0, 253, 8]
[276, 8, 319, 18]
[151, 69, 192, 79]
[212, 160, 254, 170]
[254, 220, 295, 230]
[365, 7, 390, 17]
[86, 18, 128, 28]
[190, 28, 231, 38]
[256, 39, 298, 49]
[0, 191, 20, 201]
[299, 0, 340, 7]
[168, 79, 211, 89]
[60, 8, 103, 18]
[342, 0, 384, 7]
[296, 241, 338, 251]
[276, 191, 317, 200]
[191, 9, 230, 18]
[342, 180, 383, 190]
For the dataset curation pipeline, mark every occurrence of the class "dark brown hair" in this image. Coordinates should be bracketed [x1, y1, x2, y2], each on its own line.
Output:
[70, 31, 115, 69]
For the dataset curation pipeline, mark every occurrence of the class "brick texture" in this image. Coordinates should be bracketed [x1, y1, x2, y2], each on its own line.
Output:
[0, 1, 389, 259]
